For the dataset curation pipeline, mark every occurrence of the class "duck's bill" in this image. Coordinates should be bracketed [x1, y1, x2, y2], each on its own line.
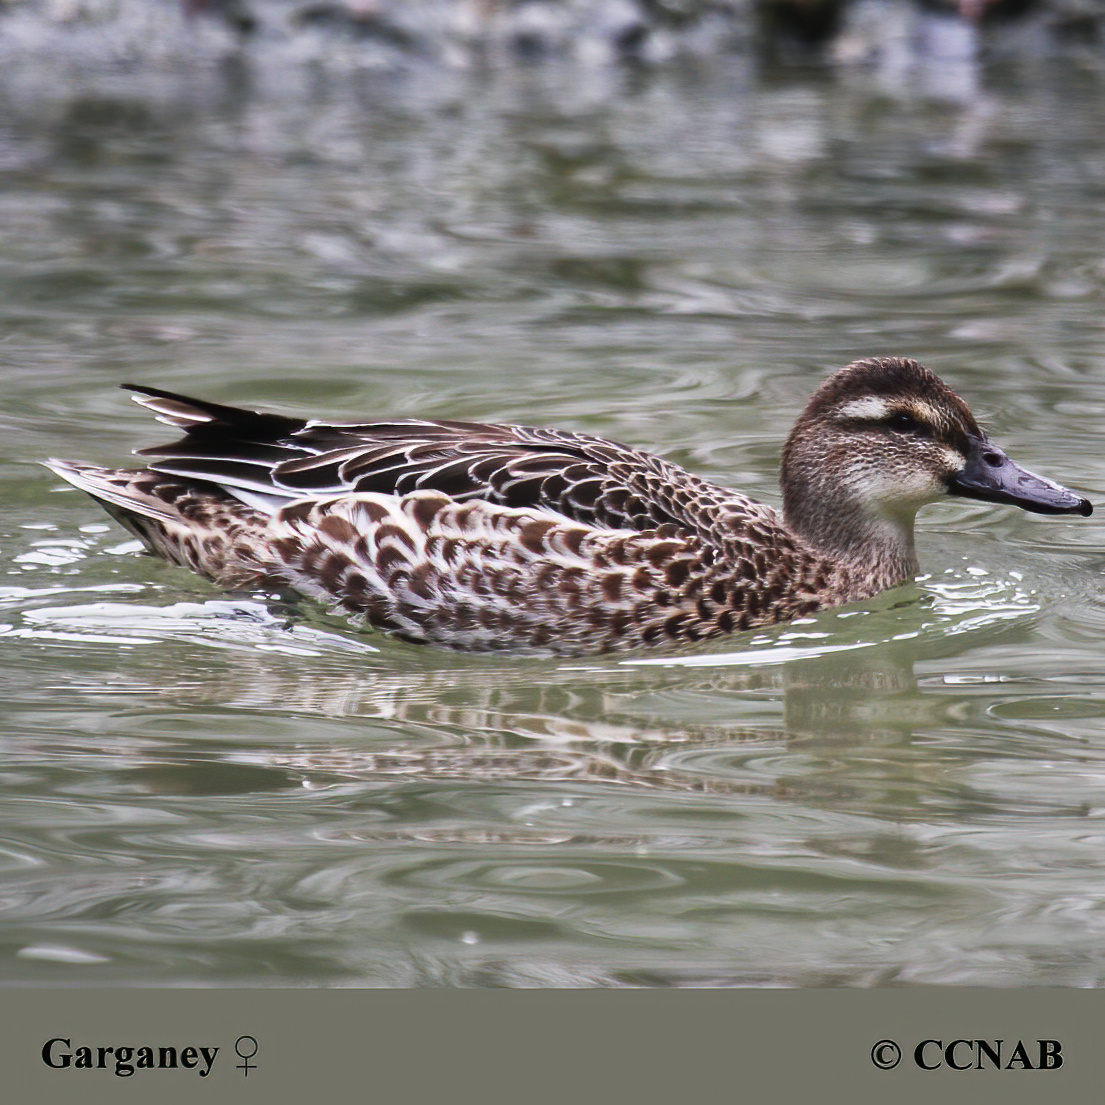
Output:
[947, 438, 1093, 516]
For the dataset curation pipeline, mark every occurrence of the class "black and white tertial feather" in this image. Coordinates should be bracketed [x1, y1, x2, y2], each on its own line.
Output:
[44, 359, 1092, 655]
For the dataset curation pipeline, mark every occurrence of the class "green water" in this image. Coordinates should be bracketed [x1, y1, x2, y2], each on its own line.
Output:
[3, 46, 1105, 986]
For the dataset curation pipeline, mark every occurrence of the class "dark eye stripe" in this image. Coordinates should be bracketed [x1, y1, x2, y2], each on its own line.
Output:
[842, 411, 936, 439]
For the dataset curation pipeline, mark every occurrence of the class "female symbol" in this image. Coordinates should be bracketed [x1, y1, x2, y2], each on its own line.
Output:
[235, 1035, 259, 1077]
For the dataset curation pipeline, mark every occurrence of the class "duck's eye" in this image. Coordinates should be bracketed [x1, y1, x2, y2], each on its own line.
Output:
[885, 412, 932, 437]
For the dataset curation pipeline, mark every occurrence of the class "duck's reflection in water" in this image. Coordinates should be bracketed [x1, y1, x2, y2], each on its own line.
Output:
[121, 627, 922, 803]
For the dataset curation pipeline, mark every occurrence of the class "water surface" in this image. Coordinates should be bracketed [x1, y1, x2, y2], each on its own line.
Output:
[3, 37, 1105, 986]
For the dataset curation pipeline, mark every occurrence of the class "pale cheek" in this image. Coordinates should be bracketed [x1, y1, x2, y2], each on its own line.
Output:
[842, 462, 944, 506]
[939, 447, 965, 473]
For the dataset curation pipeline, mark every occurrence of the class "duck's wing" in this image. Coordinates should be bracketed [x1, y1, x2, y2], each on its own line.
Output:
[127, 386, 771, 540]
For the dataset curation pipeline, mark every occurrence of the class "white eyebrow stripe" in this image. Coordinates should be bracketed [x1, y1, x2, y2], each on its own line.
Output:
[838, 397, 892, 420]
[838, 397, 947, 427]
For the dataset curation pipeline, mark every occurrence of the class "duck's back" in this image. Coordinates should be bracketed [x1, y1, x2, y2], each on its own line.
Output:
[128, 386, 777, 544]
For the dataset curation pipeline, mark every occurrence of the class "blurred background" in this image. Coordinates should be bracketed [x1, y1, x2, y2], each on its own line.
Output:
[3, 0, 1105, 987]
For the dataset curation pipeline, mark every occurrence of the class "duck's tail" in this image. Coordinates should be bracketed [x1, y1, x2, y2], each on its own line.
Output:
[43, 459, 270, 585]
[44, 459, 184, 526]
[122, 384, 307, 438]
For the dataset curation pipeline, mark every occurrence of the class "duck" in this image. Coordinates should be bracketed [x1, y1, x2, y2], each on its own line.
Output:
[45, 357, 1091, 656]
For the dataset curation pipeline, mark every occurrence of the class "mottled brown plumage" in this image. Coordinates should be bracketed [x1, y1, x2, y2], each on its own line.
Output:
[44, 358, 1091, 655]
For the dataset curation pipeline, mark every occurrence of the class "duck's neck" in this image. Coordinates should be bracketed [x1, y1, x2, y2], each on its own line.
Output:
[782, 494, 921, 594]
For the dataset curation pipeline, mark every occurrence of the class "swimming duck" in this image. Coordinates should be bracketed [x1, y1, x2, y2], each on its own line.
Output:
[45, 357, 1091, 655]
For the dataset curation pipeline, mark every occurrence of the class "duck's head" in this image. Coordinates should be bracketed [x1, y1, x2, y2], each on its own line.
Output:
[781, 357, 1092, 569]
